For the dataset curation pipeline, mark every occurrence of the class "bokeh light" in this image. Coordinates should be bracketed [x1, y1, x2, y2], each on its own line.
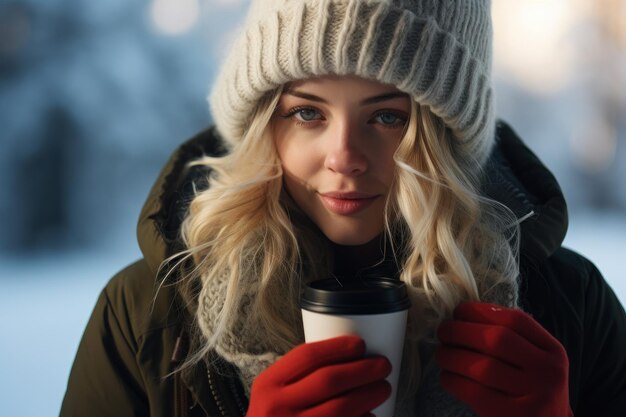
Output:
[149, 0, 200, 35]
[492, 0, 580, 94]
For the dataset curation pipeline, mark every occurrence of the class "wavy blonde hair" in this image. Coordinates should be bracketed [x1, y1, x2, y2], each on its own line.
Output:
[391, 104, 520, 334]
[387, 102, 520, 401]
[170, 86, 520, 392]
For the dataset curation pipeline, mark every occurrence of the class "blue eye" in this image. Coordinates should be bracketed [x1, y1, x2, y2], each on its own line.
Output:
[278, 106, 324, 125]
[294, 108, 321, 122]
[374, 112, 404, 126]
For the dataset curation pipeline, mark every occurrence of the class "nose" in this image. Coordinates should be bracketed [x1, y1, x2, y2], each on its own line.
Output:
[324, 122, 368, 176]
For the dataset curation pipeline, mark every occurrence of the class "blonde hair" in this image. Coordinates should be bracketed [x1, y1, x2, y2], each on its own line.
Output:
[388, 101, 520, 401]
[169, 87, 520, 393]
[392, 103, 520, 335]
[169, 88, 329, 366]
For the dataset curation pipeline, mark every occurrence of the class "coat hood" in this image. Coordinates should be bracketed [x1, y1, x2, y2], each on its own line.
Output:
[136, 126, 228, 275]
[483, 121, 568, 266]
[136, 121, 568, 276]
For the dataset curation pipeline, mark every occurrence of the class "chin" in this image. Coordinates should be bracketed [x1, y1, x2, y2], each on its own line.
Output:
[321, 227, 381, 246]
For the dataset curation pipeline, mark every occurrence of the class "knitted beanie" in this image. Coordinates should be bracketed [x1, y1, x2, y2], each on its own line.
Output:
[209, 0, 495, 166]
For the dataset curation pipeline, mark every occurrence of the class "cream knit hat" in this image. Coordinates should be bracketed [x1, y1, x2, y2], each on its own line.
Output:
[209, 0, 495, 165]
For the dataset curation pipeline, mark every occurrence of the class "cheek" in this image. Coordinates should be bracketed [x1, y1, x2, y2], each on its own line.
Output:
[275, 128, 322, 177]
[277, 141, 314, 179]
[372, 138, 400, 185]
[274, 127, 297, 168]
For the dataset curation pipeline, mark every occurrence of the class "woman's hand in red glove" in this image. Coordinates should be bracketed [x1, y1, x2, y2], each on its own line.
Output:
[436, 302, 573, 417]
[246, 335, 392, 417]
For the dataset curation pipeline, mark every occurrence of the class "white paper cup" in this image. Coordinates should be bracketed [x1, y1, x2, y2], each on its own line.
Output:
[301, 278, 410, 417]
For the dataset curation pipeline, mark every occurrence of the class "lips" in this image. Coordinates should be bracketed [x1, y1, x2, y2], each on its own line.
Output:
[319, 192, 380, 215]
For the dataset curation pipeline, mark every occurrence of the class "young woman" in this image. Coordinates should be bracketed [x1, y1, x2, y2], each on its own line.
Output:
[60, 1, 626, 416]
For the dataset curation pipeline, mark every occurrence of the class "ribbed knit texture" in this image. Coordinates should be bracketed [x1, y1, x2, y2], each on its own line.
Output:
[210, 0, 495, 166]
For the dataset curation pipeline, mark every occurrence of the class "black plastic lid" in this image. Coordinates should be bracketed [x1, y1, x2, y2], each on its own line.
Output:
[301, 278, 411, 315]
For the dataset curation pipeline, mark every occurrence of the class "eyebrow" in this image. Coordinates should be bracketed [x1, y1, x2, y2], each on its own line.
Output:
[284, 90, 409, 105]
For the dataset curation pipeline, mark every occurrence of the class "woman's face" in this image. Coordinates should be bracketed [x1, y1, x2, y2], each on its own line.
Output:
[273, 75, 411, 245]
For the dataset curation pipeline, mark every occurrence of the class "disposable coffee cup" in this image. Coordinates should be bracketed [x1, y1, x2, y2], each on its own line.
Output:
[301, 278, 410, 417]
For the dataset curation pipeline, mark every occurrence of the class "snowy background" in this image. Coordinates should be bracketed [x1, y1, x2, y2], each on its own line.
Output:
[1, 1, 625, 416]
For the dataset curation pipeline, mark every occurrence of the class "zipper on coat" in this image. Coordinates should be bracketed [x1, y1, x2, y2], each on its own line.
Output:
[227, 376, 247, 416]
[207, 356, 248, 417]
[172, 333, 190, 417]
[207, 365, 228, 417]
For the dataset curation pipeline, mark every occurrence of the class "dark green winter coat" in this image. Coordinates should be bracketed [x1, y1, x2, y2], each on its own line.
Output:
[60, 122, 626, 417]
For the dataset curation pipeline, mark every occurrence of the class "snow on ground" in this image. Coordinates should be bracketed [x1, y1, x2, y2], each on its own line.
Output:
[0, 247, 142, 417]
[0, 212, 624, 417]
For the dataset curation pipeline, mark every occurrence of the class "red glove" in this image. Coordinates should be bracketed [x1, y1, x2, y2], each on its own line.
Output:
[436, 302, 573, 417]
[246, 335, 392, 417]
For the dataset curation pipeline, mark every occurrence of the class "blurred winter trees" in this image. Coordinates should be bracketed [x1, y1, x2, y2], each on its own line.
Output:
[0, 0, 246, 252]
